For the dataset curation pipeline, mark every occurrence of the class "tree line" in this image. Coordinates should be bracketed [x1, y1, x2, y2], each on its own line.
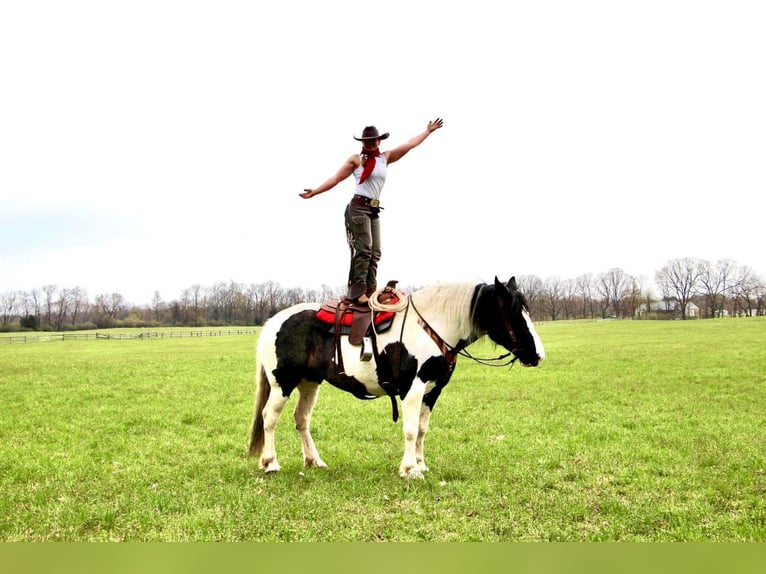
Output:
[0, 281, 342, 332]
[1, 258, 764, 332]
[519, 258, 765, 322]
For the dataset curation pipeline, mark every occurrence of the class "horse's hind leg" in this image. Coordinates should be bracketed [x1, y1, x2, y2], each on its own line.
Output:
[294, 381, 327, 469]
[260, 389, 290, 473]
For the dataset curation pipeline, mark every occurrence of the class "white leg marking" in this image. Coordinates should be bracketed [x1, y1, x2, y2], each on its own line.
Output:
[294, 382, 327, 469]
[399, 379, 427, 479]
[260, 389, 289, 473]
[415, 403, 432, 473]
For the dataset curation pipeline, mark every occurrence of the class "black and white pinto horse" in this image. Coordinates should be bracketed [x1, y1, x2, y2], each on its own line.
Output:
[248, 276, 545, 479]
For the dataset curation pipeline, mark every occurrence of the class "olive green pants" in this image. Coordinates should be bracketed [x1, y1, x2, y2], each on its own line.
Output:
[344, 203, 381, 300]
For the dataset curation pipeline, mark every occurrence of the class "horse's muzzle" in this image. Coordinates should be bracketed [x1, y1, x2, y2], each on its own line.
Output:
[514, 349, 542, 368]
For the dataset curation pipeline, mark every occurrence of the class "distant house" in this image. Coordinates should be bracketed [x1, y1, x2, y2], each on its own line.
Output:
[638, 299, 700, 318]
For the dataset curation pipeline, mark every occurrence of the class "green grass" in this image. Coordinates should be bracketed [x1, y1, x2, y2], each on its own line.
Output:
[1, 319, 765, 541]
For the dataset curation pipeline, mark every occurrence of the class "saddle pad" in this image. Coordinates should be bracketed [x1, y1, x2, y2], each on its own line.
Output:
[316, 295, 399, 327]
[316, 306, 395, 327]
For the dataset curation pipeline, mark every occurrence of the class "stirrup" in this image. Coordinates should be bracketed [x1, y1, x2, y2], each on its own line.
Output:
[360, 337, 373, 361]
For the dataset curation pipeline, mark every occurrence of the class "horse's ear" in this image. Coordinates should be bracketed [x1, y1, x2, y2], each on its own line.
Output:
[508, 276, 518, 291]
[494, 276, 509, 295]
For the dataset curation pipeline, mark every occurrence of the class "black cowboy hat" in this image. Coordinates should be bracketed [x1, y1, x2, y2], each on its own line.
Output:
[354, 126, 390, 141]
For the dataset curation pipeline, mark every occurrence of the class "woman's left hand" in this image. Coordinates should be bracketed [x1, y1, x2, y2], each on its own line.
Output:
[427, 118, 444, 133]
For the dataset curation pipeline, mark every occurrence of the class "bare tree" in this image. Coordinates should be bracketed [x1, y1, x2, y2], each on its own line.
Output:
[177, 289, 191, 325]
[149, 291, 163, 323]
[231, 290, 251, 324]
[96, 292, 126, 319]
[1, 291, 17, 326]
[282, 286, 306, 307]
[730, 265, 761, 317]
[263, 280, 283, 318]
[698, 259, 736, 318]
[576, 273, 595, 319]
[70, 286, 88, 326]
[225, 281, 242, 323]
[623, 275, 643, 319]
[53, 288, 72, 330]
[250, 282, 271, 325]
[562, 278, 578, 320]
[28, 289, 42, 322]
[302, 287, 321, 303]
[595, 268, 633, 318]
[42, 284, 57, 327]
[592, 280, 610, 318]
[755, 279, 766, 317]
[190, 285, 204, 326]
[541, 276, 565, 321]
[242, 284, 261, 325]
[320, 283, 342, 301]
[655, 258, 704, 319]
[19, 291, 34, 319]
[206, 282, 230, 323]
[516, 275, 543, 317]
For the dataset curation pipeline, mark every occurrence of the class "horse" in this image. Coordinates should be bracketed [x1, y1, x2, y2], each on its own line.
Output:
[247, 276, 545, 479]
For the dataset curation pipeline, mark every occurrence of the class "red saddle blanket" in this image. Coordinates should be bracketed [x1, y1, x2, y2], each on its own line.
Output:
[316, 297, 398, 327]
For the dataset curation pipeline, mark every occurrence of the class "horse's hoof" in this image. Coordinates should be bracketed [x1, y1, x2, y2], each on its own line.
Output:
[304, 458, 328, 469]
[261, 459, 281, 473]
[399, 467, 426, 480]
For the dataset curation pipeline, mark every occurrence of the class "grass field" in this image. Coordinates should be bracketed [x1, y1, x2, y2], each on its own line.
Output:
[1, 318, 765, 541]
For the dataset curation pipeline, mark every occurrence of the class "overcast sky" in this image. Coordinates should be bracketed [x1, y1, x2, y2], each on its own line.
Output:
[2, 1, 764, 305]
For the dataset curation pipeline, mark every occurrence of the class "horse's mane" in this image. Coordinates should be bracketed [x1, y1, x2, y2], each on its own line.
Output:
[410, 282, 479, 336]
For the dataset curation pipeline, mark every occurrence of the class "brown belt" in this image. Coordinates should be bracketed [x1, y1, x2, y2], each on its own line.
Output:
[350, 194, 381, 209]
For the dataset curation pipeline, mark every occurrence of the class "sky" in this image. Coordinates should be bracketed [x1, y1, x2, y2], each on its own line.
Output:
[2, 1, 764, 305]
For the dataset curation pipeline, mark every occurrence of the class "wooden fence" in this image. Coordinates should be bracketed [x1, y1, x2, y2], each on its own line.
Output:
[0, 329, 258, 344]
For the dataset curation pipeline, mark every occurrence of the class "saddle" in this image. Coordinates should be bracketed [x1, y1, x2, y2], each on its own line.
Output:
[316, 283, 400, 345]
[315, 281, 404, 422]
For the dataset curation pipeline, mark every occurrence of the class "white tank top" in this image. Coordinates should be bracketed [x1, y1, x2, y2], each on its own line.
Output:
[353, 153, 388, 200]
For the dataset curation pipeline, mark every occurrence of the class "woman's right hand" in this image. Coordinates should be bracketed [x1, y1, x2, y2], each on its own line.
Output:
[299, 189, 315, 199]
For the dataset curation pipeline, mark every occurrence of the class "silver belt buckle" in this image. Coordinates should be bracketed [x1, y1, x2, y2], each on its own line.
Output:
[370, 199, 380, 208]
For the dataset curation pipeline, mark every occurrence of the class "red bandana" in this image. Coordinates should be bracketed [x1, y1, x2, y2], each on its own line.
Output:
[359, 148, 381, 184]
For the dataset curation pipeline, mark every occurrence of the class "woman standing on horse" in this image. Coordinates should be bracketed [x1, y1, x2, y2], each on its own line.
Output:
[300, 118, 444, 305]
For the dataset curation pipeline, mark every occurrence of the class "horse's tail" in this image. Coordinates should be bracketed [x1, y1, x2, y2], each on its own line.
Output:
[248, 362, 271, 457]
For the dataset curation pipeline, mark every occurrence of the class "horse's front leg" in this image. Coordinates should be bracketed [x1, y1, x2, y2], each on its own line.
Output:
[415, 403, 433, 473]
[399, 379, 427, 479]
[294, 381, 327, 469]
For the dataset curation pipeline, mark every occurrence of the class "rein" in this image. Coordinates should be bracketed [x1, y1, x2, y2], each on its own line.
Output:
[456, 346, 517, 368]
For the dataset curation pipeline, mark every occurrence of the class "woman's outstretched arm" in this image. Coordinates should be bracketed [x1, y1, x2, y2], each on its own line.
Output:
[385, 118, 444, 164]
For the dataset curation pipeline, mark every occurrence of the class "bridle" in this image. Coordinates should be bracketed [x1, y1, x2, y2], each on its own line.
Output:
[494, 291, 524, 356]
